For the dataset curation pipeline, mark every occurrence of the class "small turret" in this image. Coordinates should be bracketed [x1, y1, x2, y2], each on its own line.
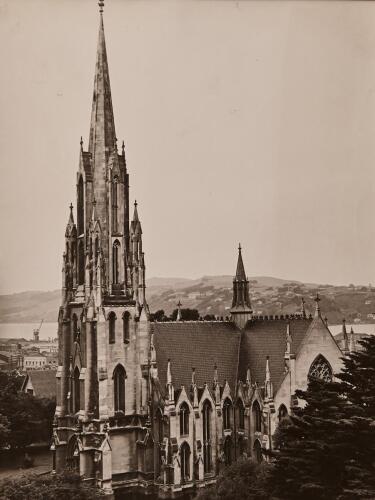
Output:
[230, 244, 252, 329]
[264, 356, 273, 400]
[342, 318, 349, 354]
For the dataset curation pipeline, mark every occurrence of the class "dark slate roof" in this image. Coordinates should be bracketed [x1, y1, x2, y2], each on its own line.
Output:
[152, 321, 241, 391]
[24, 370, 57, 399]
[239, 318, 312, 392]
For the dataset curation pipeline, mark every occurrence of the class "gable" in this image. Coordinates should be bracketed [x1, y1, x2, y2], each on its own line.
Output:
[239, 318, 312, 392]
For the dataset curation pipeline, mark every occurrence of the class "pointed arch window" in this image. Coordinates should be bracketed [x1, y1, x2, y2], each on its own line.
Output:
[112, 240, 120, 284]
[253, 439, 262, 463]
[252, 401, 262, 433]
[202, 400, 212, 473]
[237, 399, 245, 430]
[77, 176, 84, 235]
[73, 367, 80, 414]
[278, 404, 288, 422]
[112, 176, 118, 233]
[78, 241, 85, 285]
[123, 312, 130, 344]
[308, 355, 332, 382]
[113, 364, 126, 413]
[72, 314, 78, 344]
[180, 442, 191, 483]
[108, 312, 116, 344]
[223, 398, 232, 430]
[179, 402, 190, 436]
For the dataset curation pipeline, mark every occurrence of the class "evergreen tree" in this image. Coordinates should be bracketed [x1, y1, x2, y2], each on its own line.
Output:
[270, 338, 375, 500]
[335, 336, 375, 498]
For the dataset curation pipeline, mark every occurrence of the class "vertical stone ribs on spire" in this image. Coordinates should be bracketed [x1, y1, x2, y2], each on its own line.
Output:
[231, 244, 252, 310]
[88, 13, 116, 162]
[235, 244, 246, 281]
[230, 244, 252, 329]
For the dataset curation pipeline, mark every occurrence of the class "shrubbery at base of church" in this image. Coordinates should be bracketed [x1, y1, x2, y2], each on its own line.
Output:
[196, 459, 270, 500]
[0, 472, 105, 500]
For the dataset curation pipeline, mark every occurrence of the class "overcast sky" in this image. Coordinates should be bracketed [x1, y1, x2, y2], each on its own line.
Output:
[1, 0, 375, 295]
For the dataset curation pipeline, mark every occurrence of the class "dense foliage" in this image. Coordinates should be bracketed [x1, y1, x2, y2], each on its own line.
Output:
[270, 336, 375, 500]
[0, 371, 55, 449]
[0, 472, 105, 500]
[150, 308, 201, 321]
[196, 459, 270, 500]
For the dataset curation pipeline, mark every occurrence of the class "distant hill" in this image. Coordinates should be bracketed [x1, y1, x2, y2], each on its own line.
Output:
[0, 276, 374, 325]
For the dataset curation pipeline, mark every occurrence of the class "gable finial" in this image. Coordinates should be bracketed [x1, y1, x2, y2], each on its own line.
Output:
[314, 293, 321, 317]
[98, 1, 104, 14]
[176, 300, 182, 321]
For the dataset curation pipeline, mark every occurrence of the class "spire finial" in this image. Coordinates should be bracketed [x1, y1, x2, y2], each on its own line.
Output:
[314, 293, 321, 317]
[80, 136, 83, 150]
[122, 140, 125, 155]
[176, 300, 182, 321]
[301, 297, 306, 318]
[238, 242, 242, 252]
[98, 1, 104, 14]
[69, 203, 73, 214]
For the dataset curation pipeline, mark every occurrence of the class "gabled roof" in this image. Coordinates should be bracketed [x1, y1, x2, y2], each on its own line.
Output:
[22, 370, 57, 399]
[239, 318, 312, 392]
[152, 321, 241, 392]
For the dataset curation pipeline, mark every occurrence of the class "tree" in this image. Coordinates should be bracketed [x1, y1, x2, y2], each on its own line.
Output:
[0, 414, 10, 448]
[270, 338, 375, 500]
[170, 308, 200, 321]
[196, 459, 270, 500]
[0, 371, 55, 449]
[334, 336, 375, 498]
[150, 309, 167, 322]
[0, 472, 105, 500]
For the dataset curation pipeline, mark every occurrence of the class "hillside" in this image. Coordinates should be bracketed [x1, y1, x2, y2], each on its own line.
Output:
[0, 276, 374, 325]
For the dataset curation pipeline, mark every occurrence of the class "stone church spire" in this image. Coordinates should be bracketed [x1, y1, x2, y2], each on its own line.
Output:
[230, 244, 252, 329]
[88, 9, 116, 161]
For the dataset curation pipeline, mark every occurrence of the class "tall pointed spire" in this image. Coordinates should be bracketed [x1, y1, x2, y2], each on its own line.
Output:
[230, 244, 252, 329]
[88, 6, 116, 161]
[342, 318, 349, 353]
[235, 243, 246, 280]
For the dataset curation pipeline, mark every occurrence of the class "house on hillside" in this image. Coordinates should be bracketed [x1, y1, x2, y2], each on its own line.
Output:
[22, 370, 57, 399]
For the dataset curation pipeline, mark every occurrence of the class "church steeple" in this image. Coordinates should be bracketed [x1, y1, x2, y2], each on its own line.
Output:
[88, 8, 116, 160]
[230, 244, 252, 329]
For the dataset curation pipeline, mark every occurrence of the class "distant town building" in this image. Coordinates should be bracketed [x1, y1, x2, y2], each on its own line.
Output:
[23, 352, 47, 370]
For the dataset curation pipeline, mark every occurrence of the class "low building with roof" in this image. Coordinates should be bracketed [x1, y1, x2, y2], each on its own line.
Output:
[21, 369, 57, 399]
[23, 352, 47, 370]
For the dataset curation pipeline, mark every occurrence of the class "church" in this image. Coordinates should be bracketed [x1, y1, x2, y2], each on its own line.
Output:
[52, 3, 345, 497]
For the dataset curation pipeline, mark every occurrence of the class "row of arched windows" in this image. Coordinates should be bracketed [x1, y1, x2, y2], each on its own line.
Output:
[108, 311, 130, 344]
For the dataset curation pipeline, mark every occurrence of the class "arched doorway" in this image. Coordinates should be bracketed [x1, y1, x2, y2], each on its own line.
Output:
[66, 435, 80, 472]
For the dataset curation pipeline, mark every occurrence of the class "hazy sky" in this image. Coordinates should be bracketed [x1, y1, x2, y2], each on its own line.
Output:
[1, 0, 375, 295]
